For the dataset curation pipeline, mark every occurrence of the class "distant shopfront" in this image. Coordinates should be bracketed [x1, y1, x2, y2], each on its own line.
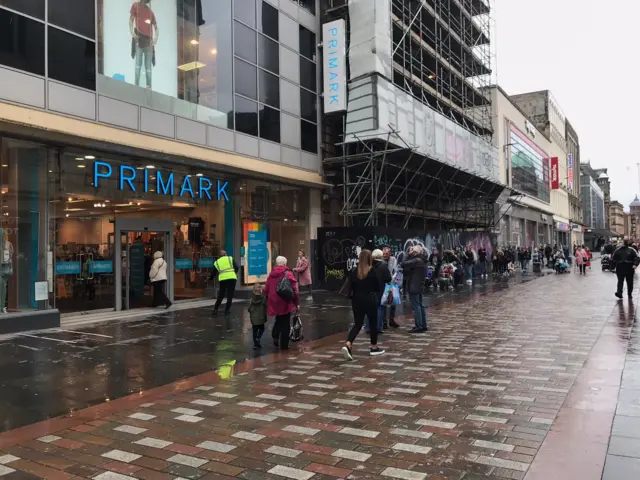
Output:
[0, 136, 311, 327]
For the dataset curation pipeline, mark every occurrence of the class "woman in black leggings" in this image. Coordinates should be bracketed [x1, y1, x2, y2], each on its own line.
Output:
[342, 249, 385, 360]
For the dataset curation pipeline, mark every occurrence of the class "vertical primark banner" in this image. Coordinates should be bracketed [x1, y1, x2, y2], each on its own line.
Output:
[567, 154, 574, 192]
[322, 19, 346, 113]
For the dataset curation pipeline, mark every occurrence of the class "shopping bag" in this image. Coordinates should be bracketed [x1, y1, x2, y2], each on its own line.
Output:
[390, 284, 401, 305]
[290, 313, 304, 342]
[381, 284, 393, 306]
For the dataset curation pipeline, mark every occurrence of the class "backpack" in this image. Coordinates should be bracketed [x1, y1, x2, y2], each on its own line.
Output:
[290, 313, 304, 342]
[276, 273, 294, 301]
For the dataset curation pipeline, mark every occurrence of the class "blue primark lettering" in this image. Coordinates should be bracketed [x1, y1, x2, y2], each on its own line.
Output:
[157, 171, 174, 195]
[93, 161, 112, 187]
[92, 161, 226, 200]
[120, 165, 136, 192]
[180, 175, 194, 198]
[199, 177, 212, 200]
[217, 180, 229, 201]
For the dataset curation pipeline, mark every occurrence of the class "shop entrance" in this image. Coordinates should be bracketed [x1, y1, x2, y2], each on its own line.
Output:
[114, 219, 174, 311]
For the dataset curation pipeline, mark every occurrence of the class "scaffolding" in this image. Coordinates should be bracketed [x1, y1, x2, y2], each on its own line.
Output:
[321, 0, 501, 230]
[391, 0, 494, 138]
[324, 126, 505, 230]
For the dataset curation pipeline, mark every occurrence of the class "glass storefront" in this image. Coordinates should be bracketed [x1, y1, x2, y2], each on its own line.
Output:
[0, 135, 310, 316]
[509, 125, 550, 203]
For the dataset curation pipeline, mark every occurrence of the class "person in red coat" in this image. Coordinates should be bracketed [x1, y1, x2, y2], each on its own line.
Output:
[264, 256, 299, 350]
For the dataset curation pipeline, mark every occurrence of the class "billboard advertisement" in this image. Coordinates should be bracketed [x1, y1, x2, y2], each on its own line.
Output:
[567, 153, 573, 192]
[551, 157, 559, 189]
[100, 0, 178, 97]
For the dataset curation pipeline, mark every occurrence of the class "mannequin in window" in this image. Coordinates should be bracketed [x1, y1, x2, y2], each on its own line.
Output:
[0, 229, 14, 313]
[130, 0, 159, 89]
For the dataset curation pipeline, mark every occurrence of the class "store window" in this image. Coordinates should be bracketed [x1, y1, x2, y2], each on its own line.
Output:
[0, 8, 45, 76]
[48, 26, 96, 90]
[234, 21, 257, 64]
[239, 181, 308, 284]
[0, 0, 44, 19]
[50, 150, 227, 313]
[300, 87, 316, 123]
[0, 138, 50, 314]
[48, 0, 95, 39]
[97, 0, 234, 129]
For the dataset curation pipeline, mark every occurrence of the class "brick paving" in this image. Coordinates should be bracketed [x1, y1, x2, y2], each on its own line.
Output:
[0, 267, 632, 479]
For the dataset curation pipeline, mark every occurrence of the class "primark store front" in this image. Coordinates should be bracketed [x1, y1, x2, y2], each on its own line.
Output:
[0, 0, 322, 331]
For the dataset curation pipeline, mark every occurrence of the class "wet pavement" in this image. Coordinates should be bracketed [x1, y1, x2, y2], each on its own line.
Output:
[0, 273, 541, 434]
[0, 263, 634, 479]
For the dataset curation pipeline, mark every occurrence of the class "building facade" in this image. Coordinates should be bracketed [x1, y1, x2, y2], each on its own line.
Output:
[580, 173, 605, 229]
[624, 212, 632, 238]
[609, 201, 625, 236]
[0, 0, 323, 328]
[319, 0, 504, 234]
[490, 86, 554, 247]
[631, 196, 640, 240]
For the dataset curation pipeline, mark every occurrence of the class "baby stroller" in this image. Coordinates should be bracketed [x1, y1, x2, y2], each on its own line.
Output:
[425, 265, 435, 289]
[554, 254, 568, 274]
[438, 263, 454, 290]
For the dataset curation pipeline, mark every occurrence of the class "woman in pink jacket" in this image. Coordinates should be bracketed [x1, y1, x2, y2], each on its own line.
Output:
[293, 250, 313, 300]
[264, 256, 299, 350]
[575, 245, 588, 275]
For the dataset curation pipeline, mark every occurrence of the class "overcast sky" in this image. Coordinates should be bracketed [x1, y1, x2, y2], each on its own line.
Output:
[493, 0, 639, 211]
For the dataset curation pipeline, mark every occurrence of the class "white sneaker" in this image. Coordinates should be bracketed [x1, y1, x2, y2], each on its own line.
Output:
[342, 345, 353, 361]
[370, 347, 385, 356]
[306, 295, 313, 301]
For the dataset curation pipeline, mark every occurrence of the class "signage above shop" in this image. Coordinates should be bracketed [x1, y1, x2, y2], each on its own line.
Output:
[93, 162, 229, 201]
[550, 157, 559, 189]
[567, 153, 573, 192]
[322, 19, 346, 113]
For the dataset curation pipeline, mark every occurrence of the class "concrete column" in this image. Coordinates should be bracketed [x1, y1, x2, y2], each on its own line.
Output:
[307, 189, 322, 285]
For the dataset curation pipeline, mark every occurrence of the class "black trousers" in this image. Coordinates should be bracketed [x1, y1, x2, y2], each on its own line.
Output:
[152, 280, 171, 307]
[348, 298, 378, 346]
[214, 279, 236, 313]
[579, 264, 586, 274]
[252, 324, 265, 344]
[617, 271, 635, 297]
[272, 313, 291, 349]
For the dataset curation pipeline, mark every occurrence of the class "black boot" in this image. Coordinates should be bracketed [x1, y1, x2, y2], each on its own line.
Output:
[389, 319, 400, 328]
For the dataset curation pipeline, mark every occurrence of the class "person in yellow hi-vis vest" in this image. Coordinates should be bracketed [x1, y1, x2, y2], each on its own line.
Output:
[213, 250, 239, 315]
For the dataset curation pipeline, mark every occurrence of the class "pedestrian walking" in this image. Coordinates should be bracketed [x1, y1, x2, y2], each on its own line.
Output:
[575, 245, 587, 275]
[248, 283, 267, 350]
[149, 250, 172, 308]
[463, 247, 475, 283]
[293, 250, 313, 300]
[341, 249, 385, 360]
[367, 249, 391, 335]
[264, 256, 299, 350]
[613, 238, 640, 299]
[212, 250, 239, 315]
[402, 246, 428, 333]
[477, 247, 488, 278]
[382, 247, 400, 329]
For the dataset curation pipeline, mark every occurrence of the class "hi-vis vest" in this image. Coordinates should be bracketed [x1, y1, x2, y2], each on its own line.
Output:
[214, 256, 237, 281]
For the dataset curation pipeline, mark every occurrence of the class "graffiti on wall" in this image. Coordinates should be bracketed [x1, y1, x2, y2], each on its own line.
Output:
[317, 227, 498, 289]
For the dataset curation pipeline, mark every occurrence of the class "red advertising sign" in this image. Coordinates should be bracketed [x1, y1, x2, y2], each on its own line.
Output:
[550, 157, 559, 189]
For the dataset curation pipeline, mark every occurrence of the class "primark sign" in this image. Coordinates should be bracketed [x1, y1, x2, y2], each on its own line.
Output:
[322, 19, 346, 113]
[93, 162, 229, 201]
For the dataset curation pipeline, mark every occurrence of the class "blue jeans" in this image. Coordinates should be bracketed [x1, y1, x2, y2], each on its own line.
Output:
[464, 264, 473, 280]
[409, 293, 427, 330]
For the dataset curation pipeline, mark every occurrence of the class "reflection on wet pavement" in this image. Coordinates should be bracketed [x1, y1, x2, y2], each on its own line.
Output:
[0, 274, 539, 433]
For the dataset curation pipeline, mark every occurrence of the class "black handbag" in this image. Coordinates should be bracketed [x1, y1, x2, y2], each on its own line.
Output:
[276, 275, 294, 301]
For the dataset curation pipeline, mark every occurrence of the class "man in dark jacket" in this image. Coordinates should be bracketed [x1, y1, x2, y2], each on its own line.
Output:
[544, 244, 552, 267]
[368, 249, 391, 334]
[463, 247, 475, 283]
[477, 247, 487, 278]
[613, 238, 640, 299]
[402, 246, 427, 333]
